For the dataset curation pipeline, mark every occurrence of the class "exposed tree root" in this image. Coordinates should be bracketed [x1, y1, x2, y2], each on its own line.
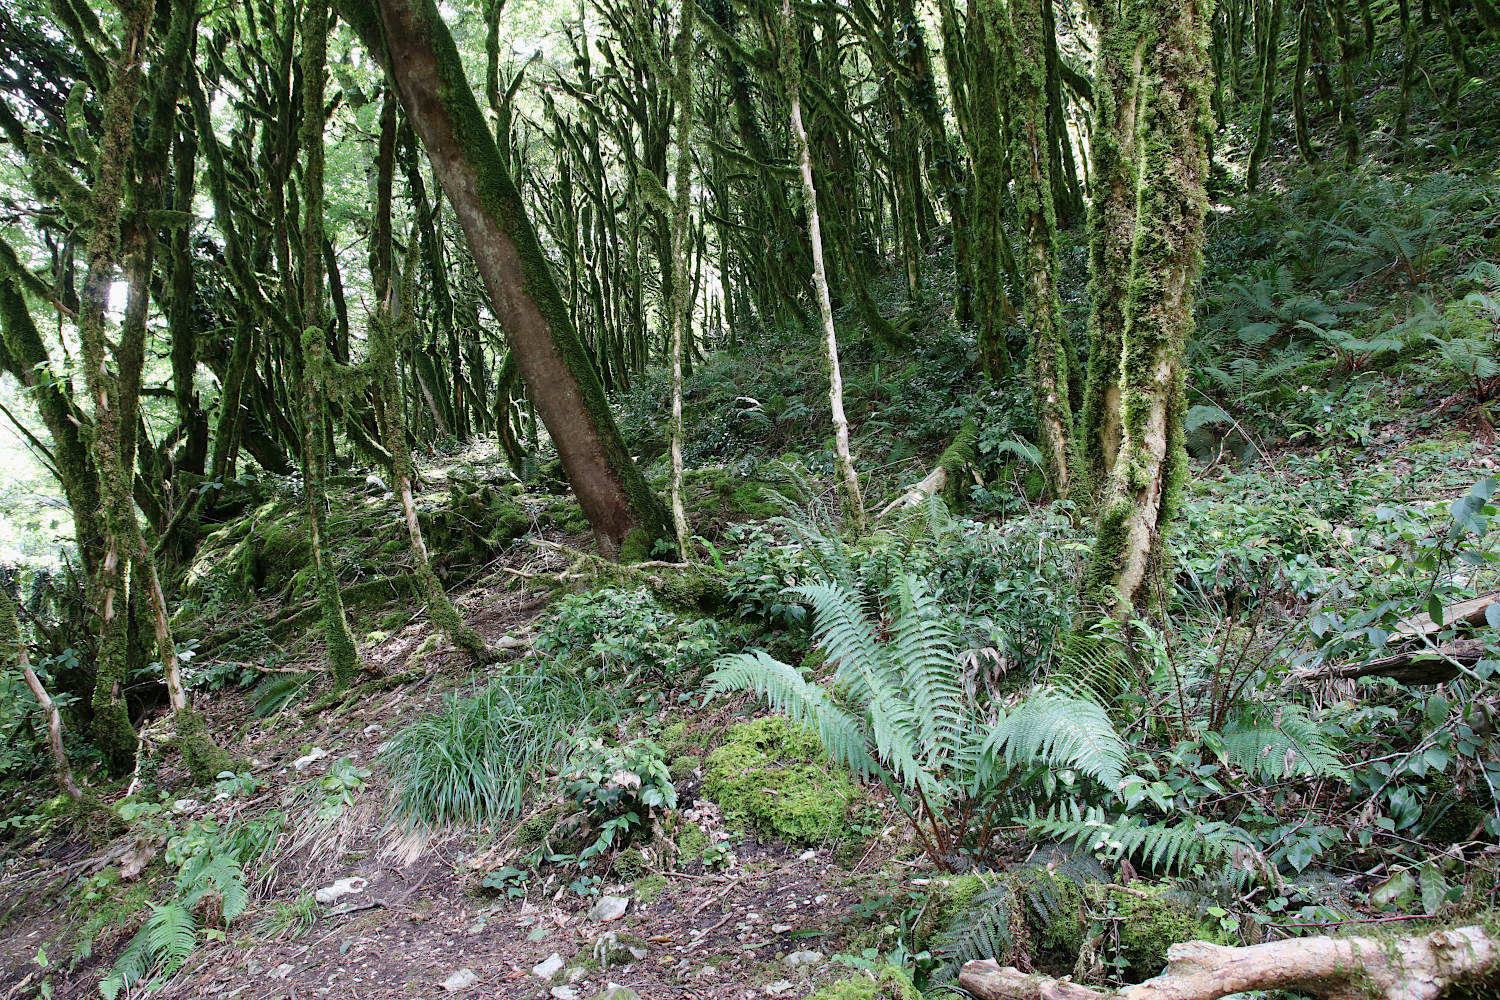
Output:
[959, 924, 1500, 1000]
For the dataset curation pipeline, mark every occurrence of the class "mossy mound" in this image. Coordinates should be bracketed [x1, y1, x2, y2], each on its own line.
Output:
[702, 717, 857, 844]
[1114, 883, 1229, 979]
[803, 965, 918, 1000]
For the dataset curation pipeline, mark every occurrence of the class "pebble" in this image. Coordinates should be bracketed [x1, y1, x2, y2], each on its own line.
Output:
[440, 968, 479, 992]
[764, 982, 796, 997]
[798, 849, 817, 861]
[550, 988, 579, 1000]
[589, 895, 630, 922]
[293, 747, 328, 770]
[771, 923, 793, 933]
[783, 950, 824, 968]
[593, 988, 642, 1000]
[270, 964, 295, 979]
[533, 953, 565, 980]
[314, 877, 367, 905]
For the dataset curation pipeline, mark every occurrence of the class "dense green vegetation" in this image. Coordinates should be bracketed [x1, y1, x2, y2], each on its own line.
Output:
[0, 0, 1498, 996]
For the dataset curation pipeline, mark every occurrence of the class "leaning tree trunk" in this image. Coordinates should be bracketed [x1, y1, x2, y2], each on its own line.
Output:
[2, 590, 82, 801]
[1083, 0, 1212, 614]
[781, 0, 866, 535]
[70, 0, 227, 782]
[341, 0, 669, 559]
[959, 924, 1500, 1000]
[368, 86, 493, 663]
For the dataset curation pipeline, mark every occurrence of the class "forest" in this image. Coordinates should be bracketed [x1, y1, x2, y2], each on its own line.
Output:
[0, 0, 1498, 995]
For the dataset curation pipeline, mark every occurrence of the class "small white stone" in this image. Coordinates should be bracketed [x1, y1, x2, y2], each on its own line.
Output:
[549, 987, 579, 1000]
[439, 968, 479, 992]
[783, 950, 824, 968]
[314, 877, 367, 905]
[533, 954, 565, 980]
[771, 923, 793, 933]
[765, 982, 796, 997]
[589, 895, 630, 922]
[798, 849, 816, 861]
[271, 964, 295, 979]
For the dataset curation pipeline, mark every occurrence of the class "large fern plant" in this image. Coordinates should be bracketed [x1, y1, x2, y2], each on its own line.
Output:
[708, 573, 1128, 868]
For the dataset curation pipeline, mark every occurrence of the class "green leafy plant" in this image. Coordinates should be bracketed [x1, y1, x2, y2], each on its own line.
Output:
[561, 737, 677, 859]
[709, 573, 1128, 868]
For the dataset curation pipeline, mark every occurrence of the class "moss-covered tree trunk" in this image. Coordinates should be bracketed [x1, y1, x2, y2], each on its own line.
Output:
[967, 3, 1020, 381]
[987, 0, 1074, 499]
[1079, 0, 1146, 499]
[1292, 0, 1319, 163]
[1084, 0, 1213, 614]
[1245, 0, 1283, 190]
[781, 0, 866, 535]
[668, 3, 694, 556]
[299, 0, 366, 688]
[78, 0, 225, 781]
[342, 0, 669, 559]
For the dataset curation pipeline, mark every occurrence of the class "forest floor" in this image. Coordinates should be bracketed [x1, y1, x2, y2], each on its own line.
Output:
[0, 542, 909, 1000]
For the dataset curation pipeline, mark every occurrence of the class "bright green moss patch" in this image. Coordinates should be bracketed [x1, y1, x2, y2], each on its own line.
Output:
[803, 964, 918, 1000]
[1114, 883, 1228, 979]
[674, 819, 710, 864]
[702, 717, 857, 844]
[633, 873, 668, 903]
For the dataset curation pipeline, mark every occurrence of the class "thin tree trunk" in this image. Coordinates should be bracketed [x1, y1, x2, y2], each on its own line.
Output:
[1292, 0, 1318, 162]
[1246, 0, 1283, 190]
[782, 0, 866, 534]
[668, 2, 694, 557]
[2, 590, 82, 801]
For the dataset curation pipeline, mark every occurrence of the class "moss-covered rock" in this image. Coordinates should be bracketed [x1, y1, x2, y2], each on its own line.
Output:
[1114, 883, 1228, 979]
[702, 717, 857, 844]
[803, 964, 918, 1000]
[912, 873, 991, 952]
[674, 819, 710, 865]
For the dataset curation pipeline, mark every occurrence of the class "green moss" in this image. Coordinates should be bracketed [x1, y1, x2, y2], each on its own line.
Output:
[669, 754, 700, 783]
[912, 874, 990, 951]
[618, 527, 655, 564]
[613, 847, 648, 881]
[633, 873, 668, 903]
[514, 804, 564, 847]
[1114, 884, 1227, 979]
[702, 717, 857, 844]
[674, 820, 710, 865]
[174, 708, 233, 785]
[803, 964, 918, 1000]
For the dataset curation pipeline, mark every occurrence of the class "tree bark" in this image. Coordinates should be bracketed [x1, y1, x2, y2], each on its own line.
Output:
[341, 0, 669, 559]
[668, 2, 694, 557]
[959, 924, 1500, 1000]
[781, 0, 866, 535]
[2, 590, 82, 801]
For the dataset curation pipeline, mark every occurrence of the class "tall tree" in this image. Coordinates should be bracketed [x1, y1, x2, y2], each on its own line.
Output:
[340, 0, 670, 559]
[668, 2, 695, 556]
[1084, 0, 1213, 613]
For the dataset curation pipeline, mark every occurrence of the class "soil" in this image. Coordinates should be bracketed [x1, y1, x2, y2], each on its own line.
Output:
[0, 545, 911, 1000]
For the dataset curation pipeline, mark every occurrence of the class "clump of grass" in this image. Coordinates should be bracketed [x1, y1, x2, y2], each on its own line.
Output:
[380, 669, 612, 831]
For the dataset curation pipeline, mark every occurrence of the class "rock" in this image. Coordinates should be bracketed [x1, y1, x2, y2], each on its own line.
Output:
[593, 987, 642, 1000]
[270, 964, 295, 979]
[798, 849, 817, 861]
[245, 958, 264, 978]
[765, 982, 796, 997]
[783, 950, 824, 968]
[314, 877, 367, 904]
[594, 930, 649, 965]
[549, 988, 579, 1000]
[532, 953, 565, 980]
[172, 799, 200, 813]
[588, 895, 630, 922]
[293, 747, 328, 770]
[440, 969, 479, 992]
[771, 923, 793, 933]
[464, 921, 486, 936]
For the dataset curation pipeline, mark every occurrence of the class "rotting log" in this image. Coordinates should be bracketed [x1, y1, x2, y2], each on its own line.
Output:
[876, 420, 979, 519]
[1296, 590, 1498, 686]
[959, 924, 1500, 1000]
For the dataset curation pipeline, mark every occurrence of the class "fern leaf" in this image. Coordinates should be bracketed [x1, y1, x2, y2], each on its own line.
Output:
[707, 651, 874, 778]
[986, 690, 1129, 791]
[787, 583, 889, 702]
[886, 575, 966, 761]
[146, 902, 197, 973]
[1212, 705, 1348, 780]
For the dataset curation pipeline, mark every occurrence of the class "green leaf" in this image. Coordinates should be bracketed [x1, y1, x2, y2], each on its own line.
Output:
[1427, 594, 1444, 626]
[1486, 603, 1500, 630]
[1425, 694, 1450, 725]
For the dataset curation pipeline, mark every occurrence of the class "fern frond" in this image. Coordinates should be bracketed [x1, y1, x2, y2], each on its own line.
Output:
[707, 651, 874, 777]
[987, 690, 1128, 791]
[100, 922, 152, 1000]
[886, 575, 966, 760]
[145, 902, 197, 974]
[929, 874, 1013, 982]
[1026, 804, 1250, 883]
[788, 583, 889, 701]
[1212, 704, 1348, 781]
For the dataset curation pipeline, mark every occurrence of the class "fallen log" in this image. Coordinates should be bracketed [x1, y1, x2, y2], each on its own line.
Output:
[876, 420, 978, 519]
[959, 924, 1500, 1000]
[1390, 590, 1499, 642]
[1298, 637, 1485, 685]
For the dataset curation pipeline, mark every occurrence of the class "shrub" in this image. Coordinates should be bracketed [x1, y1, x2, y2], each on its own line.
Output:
[536, 587, 732, 686]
